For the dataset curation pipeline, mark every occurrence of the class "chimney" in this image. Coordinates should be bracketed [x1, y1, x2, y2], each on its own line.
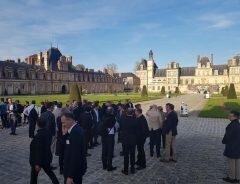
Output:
[197, 55, 200, 63]
[211, 53, 214, 65]
[17, 58, 21, 63]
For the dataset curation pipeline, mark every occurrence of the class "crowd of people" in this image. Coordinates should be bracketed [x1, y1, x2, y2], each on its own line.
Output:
[0, 97, 179, 184]
[1, 96, 239, 184]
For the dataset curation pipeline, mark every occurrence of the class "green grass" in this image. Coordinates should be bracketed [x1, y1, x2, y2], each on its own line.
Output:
[3, 93, 163, 106]
[199, 97, 240, 118]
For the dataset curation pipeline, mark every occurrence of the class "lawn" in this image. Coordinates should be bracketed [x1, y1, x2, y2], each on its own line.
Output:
[2, 93, 163, 106]
[199, 97, 240, 118]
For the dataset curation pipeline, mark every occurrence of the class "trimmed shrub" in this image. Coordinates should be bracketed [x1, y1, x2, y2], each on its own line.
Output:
[175, 87, 180, 94]
[227, 83, 237, 99]
[69, 84, 81, 102]
[221, 87, 225, 95]
[160, 86, 166, 95]
[79, 85, 83, 95]
[141, 85, 148, 97]
[223, 85, 228, 97]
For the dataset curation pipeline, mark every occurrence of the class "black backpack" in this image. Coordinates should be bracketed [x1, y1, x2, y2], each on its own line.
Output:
[29, 106, 38, 120]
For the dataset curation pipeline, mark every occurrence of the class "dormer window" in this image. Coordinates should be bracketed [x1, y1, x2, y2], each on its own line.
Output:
[8, 72, 12, 78]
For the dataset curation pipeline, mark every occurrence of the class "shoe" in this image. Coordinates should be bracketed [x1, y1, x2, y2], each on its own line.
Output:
[103, 166, 107, 170]
[131, 168, 135, 174]
[88, 146, 94, 149]
[136, 166, 146, 170]
[121, 170, 128, 175]
[157, 154, 161, 158]
[222, 177, 235, 183]
[107, 167, 117, 171]
[233, 179, 240, 183]
[86, 153, 91, 157]
[150, 153, 153, 157]
[160, 159, 170, 163]
[169, 159, 177, 163]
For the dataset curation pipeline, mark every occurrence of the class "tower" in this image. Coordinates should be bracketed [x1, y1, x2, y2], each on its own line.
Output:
[211, 53, 214, 65]
[147, 50, 155, 83]
[149, 50, 153, 61]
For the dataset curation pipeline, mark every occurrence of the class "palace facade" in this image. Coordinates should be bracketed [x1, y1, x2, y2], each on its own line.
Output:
[0, 47, 123, 95]
[136, 50, 240, 93]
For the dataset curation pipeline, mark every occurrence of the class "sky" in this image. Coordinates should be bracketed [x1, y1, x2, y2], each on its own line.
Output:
[0, 0, 240, 72]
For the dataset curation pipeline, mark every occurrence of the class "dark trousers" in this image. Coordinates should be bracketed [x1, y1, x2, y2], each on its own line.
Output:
[136, 140, 146, 167]
[29, 118, 37, 138]
[9, 114, 17, 134]
[64, 177, 82, 184]
[162, 133, 166, 149]
[89, 128, 94, 147]
[30, 166, 59, 184]
[84, 130, 90, 154]
[93, 126, 99, 144]
[101, 135, 114, 169]
[149, 129, 162, 156]
[123, 144, 136, 172]
[1, 114, 8, 128]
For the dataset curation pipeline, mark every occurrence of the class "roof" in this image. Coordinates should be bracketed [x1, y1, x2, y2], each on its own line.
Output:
[233, 54, 240, 65]
[137, 58, 147, 70]
[180, 67, 195, 76]
[115, 72, 139, 78]
[47, 47, 62, 70]
[0, 60, 44, 70]
[154, 69, 166, 77]
[199, 57, 210, 66]
[212, 64, 228, 74]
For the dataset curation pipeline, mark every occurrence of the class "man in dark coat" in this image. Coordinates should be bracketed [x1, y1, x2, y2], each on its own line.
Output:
[100, 107, 117, 171]
[222, 111, 240, 183]
[119, 108, 137, 175]
[135, 108, 149, 170]
[39, 102, 57, 169]
[29, 119, 59, 184]
[39, 102, 56, 139]
[161, 103, 178, 163]
[7, 98, 18, 135]
[61, 112, 87, 184]
[91, 102, 100, 146]
[78, 106, 93, 156]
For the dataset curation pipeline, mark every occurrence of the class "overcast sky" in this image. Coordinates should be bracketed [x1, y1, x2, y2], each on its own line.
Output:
[0, 0, 240, 72]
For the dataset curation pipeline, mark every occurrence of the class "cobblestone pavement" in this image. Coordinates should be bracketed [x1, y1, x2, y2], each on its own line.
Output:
[0, 94, 230, 184]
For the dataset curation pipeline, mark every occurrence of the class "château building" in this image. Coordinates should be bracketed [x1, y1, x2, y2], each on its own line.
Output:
[136, 50, 240, 93]
[0, 47, 123, 95]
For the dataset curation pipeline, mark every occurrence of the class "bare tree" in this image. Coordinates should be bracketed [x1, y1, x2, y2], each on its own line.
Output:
[75, 64, 85, 71]
[134, 61, 141, 72]
[106, 63, 118, 73]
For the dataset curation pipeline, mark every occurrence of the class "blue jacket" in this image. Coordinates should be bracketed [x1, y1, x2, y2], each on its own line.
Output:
[222, 119, 240, 159]
[0, 102, 7, 115]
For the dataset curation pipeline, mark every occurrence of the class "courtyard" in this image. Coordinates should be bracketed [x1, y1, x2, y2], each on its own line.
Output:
[0, 94, 231, 184]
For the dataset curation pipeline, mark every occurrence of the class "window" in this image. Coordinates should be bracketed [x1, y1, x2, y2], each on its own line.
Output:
[152, 86, 155, 90]
[8, 72, 12, 78]
[158, 86, 160, 90]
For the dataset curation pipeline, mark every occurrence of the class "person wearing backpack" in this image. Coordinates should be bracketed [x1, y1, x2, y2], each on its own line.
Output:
[24, 100, 39, 138]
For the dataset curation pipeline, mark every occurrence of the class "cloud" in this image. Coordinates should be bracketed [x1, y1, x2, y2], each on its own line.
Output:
[199, 13, 238, 29]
